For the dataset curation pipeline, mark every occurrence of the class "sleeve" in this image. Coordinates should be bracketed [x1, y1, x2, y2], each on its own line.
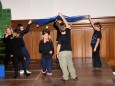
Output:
[66, 28, 71, 35]
[50, 41, 54, 55]
[39, 41, 42, 53]
[20, 24, 31, 36]
[97, 32, 102, 39]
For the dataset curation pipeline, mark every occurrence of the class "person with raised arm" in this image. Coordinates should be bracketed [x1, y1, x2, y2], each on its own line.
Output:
[88, 15, 102, 70]
[57, 13, 78, 83]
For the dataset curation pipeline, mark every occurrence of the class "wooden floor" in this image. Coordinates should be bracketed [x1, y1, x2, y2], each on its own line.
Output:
[0, 58, 115, 86]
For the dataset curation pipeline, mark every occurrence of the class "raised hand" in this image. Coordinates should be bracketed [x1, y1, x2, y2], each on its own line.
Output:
[28, 20, 32, 25]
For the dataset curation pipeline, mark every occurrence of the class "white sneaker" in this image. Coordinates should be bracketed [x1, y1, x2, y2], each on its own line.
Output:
[26, 70, 32, 74]
[20, 70, 24, 74]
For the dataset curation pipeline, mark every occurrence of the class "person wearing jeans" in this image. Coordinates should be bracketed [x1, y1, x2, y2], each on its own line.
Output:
[14, 20, 32, 74]
[39, 29, 54, 83]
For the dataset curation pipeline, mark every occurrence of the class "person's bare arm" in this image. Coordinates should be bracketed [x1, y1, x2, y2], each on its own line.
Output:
[88, 15, 96, 30]
[94, 38, 100, 52]
[57, 44, 61, 58]
[58, 13, 70, 29]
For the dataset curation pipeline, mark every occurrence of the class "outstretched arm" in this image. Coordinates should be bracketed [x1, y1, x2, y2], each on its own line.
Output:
[58, 13, 70, 29]
[20, 20, 32, 35]
[88, 15, 95, 29]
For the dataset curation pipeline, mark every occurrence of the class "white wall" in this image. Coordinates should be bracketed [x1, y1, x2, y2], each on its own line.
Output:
[1, 0, 115, 20]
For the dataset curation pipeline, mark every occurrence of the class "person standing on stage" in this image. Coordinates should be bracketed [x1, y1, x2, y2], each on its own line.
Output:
[57, 13, 78, 83]
[39, 29, 54, 83]
[11, 30, 30, 78]
[88, 15, 102, 70]
[3, 26, 13, 71]
[15, 20, 32, 74]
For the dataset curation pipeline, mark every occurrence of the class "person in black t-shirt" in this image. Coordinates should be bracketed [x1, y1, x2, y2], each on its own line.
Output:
[88, 15, 102, 70]
[39, 29, 54, 83]
[57, 13, 77, 82]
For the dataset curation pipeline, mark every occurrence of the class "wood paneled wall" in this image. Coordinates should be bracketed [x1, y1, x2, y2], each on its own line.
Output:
[11, 17, 115, 65]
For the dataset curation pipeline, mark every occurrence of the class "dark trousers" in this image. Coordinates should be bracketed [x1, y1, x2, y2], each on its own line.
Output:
[13, 54, 27, 77]
[41, 56, 52, 74]
[20, 47, 30, 70]
[91, 44, 102, 68]
[4, 54, 13, 70]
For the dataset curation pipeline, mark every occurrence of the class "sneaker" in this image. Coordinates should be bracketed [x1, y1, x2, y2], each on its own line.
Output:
[20, 70, 24, 74]
[95, 67, 102, 70]
[26, 70, 32, 74]
[91, 67, 96, 70]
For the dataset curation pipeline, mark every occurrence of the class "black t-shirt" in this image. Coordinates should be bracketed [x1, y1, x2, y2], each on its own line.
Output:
[39, 40, 54, 57]
[91, 30, 102, 45]
[58, 28, 72, 51]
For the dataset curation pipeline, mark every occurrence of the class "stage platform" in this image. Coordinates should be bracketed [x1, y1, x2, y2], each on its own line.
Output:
[0, 58, 115, 86]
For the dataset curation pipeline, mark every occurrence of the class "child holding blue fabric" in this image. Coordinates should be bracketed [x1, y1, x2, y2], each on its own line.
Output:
[88, 15, 102, 70]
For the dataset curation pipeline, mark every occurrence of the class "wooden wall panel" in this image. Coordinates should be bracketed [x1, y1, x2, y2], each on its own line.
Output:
[100, 29, 106, 58]
[109, 29, 115, 60]
[71, 30, 83, 58]
[84, 29, 93, 58]
[31, 31, 42, 59]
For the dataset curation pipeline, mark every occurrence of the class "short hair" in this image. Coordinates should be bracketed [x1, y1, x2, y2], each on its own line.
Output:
[58, 22, 66, 32]
[94, 22, 102, 29]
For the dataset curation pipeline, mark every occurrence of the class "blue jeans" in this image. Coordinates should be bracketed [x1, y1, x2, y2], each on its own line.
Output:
[41, 56, 52, 74]
[20, 47, 31, 70]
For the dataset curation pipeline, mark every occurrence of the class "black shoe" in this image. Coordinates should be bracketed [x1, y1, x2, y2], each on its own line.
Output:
[24, 73, 30, 77]
[61, 78, 68, 83]
[72, 77, 78, 81]
[13, 76, 18, 79]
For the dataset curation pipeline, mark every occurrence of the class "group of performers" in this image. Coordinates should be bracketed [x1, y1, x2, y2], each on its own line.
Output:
[3, 13, 102, 83]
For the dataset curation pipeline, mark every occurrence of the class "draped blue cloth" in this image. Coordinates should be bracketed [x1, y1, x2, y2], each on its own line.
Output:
[32, 15, 86, 25]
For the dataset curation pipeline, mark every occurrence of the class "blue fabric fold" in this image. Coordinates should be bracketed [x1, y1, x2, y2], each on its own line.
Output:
[32, 15, 86, 25]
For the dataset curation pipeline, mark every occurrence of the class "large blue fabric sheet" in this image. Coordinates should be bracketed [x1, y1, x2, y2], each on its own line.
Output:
[32, 15, 86, 25]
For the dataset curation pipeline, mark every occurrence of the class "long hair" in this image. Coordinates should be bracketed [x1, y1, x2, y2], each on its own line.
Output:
[5, 26, 13, 35]
[12, 28, 20, 38]
[41, 29, 51, 42]
[15, 24, 23, 32]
